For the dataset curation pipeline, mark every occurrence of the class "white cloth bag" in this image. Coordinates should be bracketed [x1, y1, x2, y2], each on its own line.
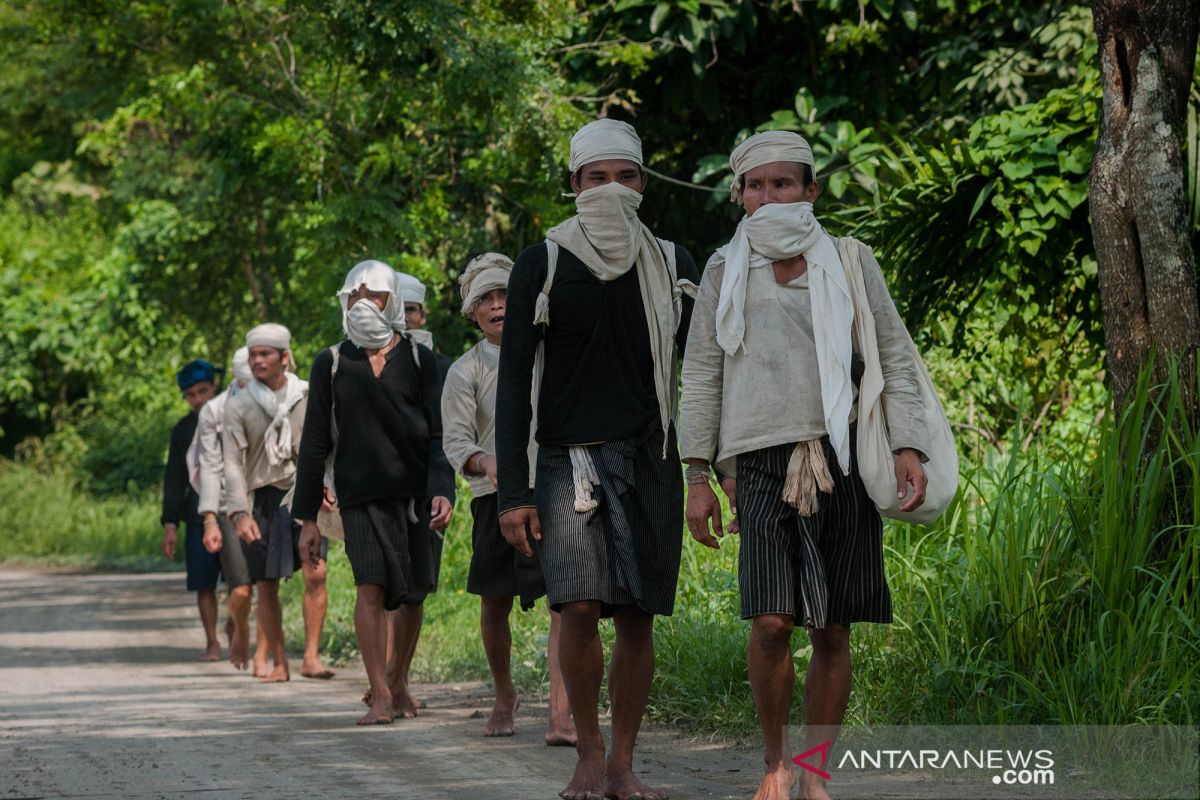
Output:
[838, 237, 958, 524]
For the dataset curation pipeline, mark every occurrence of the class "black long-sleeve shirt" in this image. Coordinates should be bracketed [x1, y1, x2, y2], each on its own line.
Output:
[161, 412, 201, 526]
[496, 241, 699, 513]
[292, 338, 456, 521]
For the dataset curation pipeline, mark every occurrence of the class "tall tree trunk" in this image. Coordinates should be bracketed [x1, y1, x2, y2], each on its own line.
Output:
[1089, 0, 1200, 412]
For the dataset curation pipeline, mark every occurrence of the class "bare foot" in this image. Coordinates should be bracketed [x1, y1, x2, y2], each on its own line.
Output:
[559, 751, 606, 800]
[260, 663, 290, 683]
[361, 687, 373, 706]
[229, 629, 249, 671]
[796, 769, 830, 800]
[483, 694, 519, 737]
[300, 661, 335, 680]
[356, 696, 395, 726]
[750, 763, 797, 800]
[604, 764, 668, 800]
[390, 685, 420, 719]
[224, 618, 235, 649]
[545, 714, 578, 747]
[252, 655, 269, 678]
[198, 642, 221, 662]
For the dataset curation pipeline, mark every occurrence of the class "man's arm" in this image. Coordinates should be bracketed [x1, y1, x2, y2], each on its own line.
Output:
[858, 243, 926, 457]
[196, 402, 224, 517]
[221, 402, 251, 516]
[678, 261, 726, 467]
[292, 350, 334, 523]
[161, 421, 188, 528]
[495, 245, 544, 515]
[420, 345, 457, 502]
[440, 360, 487, 478]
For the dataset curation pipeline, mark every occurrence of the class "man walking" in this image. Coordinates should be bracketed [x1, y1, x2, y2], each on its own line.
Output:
[222, 324, 330, 683]
[496, 118, 699, 800]
[679, 131, 929, 800]
[295, 260, 454, 724]
[442, 252, 575, 743]
[162, 359, 224, 661]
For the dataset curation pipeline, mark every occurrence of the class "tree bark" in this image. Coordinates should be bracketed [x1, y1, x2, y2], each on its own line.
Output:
[1089, 0, 1200, 412]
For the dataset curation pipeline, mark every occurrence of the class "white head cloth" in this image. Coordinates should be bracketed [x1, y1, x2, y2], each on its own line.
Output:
[459, 252, 513, 316]
[394, 271, 427, 306]
[230, 347, 251, 393]
[242, 323, 305, 470]
[728, 130, 816, 203]
[712, 130, 853, 475]
[338, 259, 401, 349]
[568, 118, 643, 173]
[245, 323, 291, 351]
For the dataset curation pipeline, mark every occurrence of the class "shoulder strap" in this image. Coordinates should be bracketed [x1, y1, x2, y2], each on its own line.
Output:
[655, 237, 678, 283]
[535, 239, 559, 329]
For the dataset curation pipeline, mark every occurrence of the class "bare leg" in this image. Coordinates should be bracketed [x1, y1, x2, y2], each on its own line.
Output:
[300, 558, 334, 679]
[227, 584, 252, 670]
[252, 609, 269, 678]
[387, 603, 424, 717]
[255, 579, 288, 683]
[604, 607, 664, 800]
[557, 601, 605, 800]
[197, 588, 220, 661]
[355, 584, 394, 725]
[545, 608, 577, 746]
[748, 614, 798, 800]
[798, 624, 852, 800]
[480, 596, 518, 736]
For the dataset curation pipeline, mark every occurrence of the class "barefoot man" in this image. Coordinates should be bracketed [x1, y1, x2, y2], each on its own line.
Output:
[496, 118, 699, 800]
[197, 347, 271, 673]
[679, 131, 930, 800]
[222, 323, 322, 683]
[294, 260, 454, 724]
[441, 252, 575, 743]
[162, 359, 224, 661]
[385, 270, 452, 714]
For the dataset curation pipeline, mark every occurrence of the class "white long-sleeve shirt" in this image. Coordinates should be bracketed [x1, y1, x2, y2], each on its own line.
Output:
[441, 340, 534, 498]
[679, 239, 924, 476]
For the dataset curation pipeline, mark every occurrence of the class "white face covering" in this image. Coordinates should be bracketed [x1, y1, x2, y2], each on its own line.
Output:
[571, 182, 644, 277]
[338, 260, 401, 349]
[345, 298, 395, 349]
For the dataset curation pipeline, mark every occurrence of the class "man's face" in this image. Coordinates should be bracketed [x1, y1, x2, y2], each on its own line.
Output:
[404, 302, 427, 331]
[248, 345, 285, 384]
[182, 380, 216, 412]
[740, 161, 818, 217]
[570, 159, 647, 194]
[470, 288, 507, 341]
[348, 284, 390, 312]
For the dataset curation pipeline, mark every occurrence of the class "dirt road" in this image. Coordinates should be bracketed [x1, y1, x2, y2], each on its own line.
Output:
[0, 567, 758, 800]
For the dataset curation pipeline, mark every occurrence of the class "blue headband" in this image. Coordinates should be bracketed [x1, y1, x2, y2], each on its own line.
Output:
[176, 359, 221, 390]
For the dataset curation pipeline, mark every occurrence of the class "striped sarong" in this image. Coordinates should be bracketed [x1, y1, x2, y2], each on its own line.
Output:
[534, 427, 683, 616]
[736, 433, 892, 628]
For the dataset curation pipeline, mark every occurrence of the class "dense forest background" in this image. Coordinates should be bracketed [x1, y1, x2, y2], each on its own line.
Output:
[1, 1, 1197, 730]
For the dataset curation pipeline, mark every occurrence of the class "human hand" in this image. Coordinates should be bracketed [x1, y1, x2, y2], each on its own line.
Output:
[895, 449, 928, 512]
[235, 513, 261, 543]
[298, 520, 322, 569]
[162, 524, 178, 560]
[202, 520, 223, 554]
[499, 507, 541, 558]
[685, 481, 724, 549]
[429, 496, 453, 531]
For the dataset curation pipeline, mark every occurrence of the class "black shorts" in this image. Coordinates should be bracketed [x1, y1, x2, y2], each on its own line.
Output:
[342, 498, 433, 610]
[736, 437, 892, 629]
[467, 493, 546, 611]
[184, 522, 222, 592]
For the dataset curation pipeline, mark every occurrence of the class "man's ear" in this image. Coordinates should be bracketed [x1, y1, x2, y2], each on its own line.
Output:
[569, 170, 582, 194]
[638, 169, 649, 193]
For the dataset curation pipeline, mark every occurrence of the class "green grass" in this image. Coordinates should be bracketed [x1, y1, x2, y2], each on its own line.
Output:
[0, 461, 171, 571]
[8, 367, 1199, 737]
